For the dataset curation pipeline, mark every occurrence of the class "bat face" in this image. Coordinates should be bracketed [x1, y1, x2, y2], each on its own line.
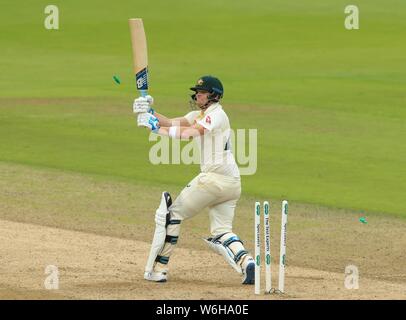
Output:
[129, 18, 148, 96]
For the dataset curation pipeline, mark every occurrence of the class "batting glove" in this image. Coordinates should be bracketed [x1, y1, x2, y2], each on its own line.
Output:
[145, 95, 154, 106]
[133, 95, 155, 114]
[137, 112, 160, 133]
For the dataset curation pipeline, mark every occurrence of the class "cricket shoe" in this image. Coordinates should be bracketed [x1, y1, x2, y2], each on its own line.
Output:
[241, 260, 255, 284]
[144, 271, 167, 282]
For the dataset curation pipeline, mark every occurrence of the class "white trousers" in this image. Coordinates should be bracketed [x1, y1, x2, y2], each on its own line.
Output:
[153, 172, 243, 273]
[170, 172, 241, 235]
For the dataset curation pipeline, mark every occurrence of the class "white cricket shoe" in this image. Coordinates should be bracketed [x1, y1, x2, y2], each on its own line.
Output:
[144, 271, 167, 282]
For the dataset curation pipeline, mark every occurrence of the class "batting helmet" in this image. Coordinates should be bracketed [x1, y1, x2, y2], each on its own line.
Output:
[190, 76, 224, 102]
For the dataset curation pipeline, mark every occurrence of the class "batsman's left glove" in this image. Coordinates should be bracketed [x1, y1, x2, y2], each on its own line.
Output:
[133, 95, 155, 114]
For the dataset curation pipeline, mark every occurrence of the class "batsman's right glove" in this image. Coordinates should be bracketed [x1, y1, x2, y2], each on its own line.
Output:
[137, 112, 160, 133]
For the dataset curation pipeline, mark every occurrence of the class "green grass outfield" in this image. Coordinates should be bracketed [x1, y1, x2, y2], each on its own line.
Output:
[1, 0, 405, 217]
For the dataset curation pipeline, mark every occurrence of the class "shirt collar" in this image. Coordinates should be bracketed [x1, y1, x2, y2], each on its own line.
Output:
[203, 102, 221, 115]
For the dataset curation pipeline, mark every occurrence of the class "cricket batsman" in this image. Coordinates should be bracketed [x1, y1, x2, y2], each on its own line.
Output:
[133, 75, 255, 284]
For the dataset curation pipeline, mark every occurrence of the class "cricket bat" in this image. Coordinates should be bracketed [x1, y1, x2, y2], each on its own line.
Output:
[129, 18, 148, 97]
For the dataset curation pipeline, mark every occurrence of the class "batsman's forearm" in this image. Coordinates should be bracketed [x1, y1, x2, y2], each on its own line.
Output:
[153, 112, 172, 127]
[157, 126, 201, 139]
[154, 113, 191, 127]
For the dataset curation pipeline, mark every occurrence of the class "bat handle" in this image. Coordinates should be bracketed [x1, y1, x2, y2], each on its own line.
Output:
[139, 90, 148, 97]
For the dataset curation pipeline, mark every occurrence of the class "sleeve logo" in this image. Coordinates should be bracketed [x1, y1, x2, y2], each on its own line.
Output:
[205, 116, 211, 124]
